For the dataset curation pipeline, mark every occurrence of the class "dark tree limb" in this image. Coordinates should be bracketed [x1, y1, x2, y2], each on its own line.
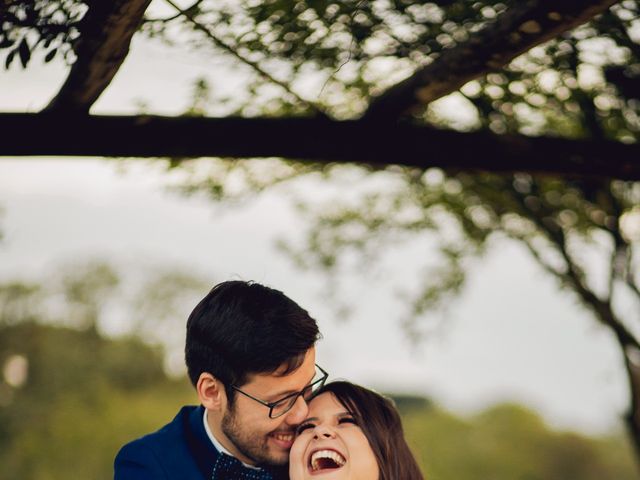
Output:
[0, 0, 11, 19]
[2, 113, 639, 180]
[508, 184, 640, 350]
[509, 186, 640, 461]
[623, 352, 640, 467]
[363, 0, 619, 120]
[44, 0, 152, 113]
[144, 0, 203, 23]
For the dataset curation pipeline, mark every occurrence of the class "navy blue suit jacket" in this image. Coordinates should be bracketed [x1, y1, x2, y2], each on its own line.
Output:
[114, 405, 288, 480]
[114, 405, 218, 480]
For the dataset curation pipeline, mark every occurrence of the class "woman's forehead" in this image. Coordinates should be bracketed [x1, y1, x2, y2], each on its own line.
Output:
[308, 392, 348, 416]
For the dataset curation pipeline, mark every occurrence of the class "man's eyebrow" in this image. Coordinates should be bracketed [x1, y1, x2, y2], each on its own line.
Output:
[268, 389, 299, 400]
[269, 370, 317, 399]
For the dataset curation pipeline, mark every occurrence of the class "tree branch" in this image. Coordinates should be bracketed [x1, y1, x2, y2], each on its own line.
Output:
[44, 0, 152, 113]
[624, 251, 640, 299]
[600, 184, 629, 300]
[511, 233, 566, 280]
[162, 0, 326, 117]
[144, 0, 203, 23]
[509, 185, 640, 350]
[362, 0, 619, 120]
[0, 0, 15, 18]
[622, 349, 640, 463]
[1, 113, 639, 180]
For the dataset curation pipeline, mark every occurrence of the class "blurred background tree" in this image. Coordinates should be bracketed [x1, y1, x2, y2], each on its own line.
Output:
[153, 0, 640, 459]
[2, 0, 640, 475]
[0, 263, 637, 479]
[0, 262, 203, 479]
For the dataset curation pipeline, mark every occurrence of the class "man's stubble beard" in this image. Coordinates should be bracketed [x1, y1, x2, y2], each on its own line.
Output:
[221, 403, 288, 467]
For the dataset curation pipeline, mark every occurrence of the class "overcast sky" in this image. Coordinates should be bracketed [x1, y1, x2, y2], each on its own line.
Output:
[0, 9, 630, 435]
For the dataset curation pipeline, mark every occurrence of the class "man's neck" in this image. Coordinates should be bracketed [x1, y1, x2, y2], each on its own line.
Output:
[203, 408, 259, 468]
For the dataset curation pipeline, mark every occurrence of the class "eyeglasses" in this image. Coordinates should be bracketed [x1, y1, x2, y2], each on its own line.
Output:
[231, 364, 328, 419]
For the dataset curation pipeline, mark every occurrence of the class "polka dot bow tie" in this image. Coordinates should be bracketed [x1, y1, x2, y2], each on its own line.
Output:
[210, 453, 276, 480]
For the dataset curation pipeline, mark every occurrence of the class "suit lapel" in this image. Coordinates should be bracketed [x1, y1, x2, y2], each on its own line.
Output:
[181, 405, 220, 479]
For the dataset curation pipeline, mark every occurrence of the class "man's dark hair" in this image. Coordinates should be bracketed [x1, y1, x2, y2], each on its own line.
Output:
[185, 280, 320, 401]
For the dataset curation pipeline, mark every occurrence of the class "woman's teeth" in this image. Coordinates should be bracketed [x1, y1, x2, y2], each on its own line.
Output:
[310, 450, 346, 471]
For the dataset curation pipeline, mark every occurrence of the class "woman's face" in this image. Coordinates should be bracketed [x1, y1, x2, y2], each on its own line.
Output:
[289, 392, 379, 480]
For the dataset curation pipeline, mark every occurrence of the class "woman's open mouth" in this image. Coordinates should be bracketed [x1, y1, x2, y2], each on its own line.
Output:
[308, 449, 347, 474]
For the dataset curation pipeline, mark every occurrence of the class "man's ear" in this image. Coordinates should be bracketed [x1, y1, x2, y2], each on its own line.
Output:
[196, 373, 227, 412]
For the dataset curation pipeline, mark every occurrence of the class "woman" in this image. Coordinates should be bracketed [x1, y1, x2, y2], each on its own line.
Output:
[289, 381, 424, 480]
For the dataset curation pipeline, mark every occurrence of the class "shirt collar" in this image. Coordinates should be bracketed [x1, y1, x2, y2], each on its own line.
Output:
[202, 408, 261, 470]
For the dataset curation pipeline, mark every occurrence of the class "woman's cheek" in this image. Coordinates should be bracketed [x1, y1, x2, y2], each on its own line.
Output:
[289, 435, 308, 480]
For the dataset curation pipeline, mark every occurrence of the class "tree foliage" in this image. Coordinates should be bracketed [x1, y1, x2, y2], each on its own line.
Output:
[0, 262, 213, 479]
[132, 0, 640, 458]
[3, 0, 640, 468]
[402, 402, 637, 480]
[0, 267, 637, 479]
[0, 0, 85, 68]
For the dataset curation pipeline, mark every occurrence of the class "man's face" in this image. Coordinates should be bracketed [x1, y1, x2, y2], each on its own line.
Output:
[220, 347, 317, 467]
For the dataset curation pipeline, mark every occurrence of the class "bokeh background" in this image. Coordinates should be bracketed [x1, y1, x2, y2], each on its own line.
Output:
[1, 1, 640, 478]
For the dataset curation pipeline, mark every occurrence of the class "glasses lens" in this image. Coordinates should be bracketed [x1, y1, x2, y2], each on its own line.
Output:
[268, 366, 328, 419]
[270, 396, 298, 418]
[301, 382, 317, 400]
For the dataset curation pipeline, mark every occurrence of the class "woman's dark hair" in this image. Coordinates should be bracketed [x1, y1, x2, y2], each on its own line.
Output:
[185, 280, 320, 401]
[316, 381, 424, 480]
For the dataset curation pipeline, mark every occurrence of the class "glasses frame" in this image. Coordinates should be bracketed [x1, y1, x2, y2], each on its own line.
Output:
[230, 364, 328, 419]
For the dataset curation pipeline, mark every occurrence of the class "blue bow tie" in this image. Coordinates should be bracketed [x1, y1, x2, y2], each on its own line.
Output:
[211, 453, 276, 480]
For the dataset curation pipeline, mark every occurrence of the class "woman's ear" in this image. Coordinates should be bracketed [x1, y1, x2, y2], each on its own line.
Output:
[196, 373, 226, 412]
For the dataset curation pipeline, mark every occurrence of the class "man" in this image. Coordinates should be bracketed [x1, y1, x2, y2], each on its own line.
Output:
[114, 280, 325, 480]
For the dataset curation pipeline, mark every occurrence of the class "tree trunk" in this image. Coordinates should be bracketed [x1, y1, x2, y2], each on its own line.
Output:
[44, 0, 152, 113]
[624, 347, 640, 468]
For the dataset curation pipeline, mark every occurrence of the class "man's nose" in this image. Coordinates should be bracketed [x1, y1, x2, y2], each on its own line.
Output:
[284, 395, 309, 425]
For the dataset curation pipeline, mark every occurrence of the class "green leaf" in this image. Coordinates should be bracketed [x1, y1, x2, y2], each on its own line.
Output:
[18, 37, 30, 68]
[4, 49, 15, 69]
[44, 48, 57, 63]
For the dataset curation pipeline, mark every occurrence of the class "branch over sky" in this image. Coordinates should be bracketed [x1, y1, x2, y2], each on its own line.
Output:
[45, 0, 152, 113]
[3, 113, 638, 180]
[363, 0, 619, 120]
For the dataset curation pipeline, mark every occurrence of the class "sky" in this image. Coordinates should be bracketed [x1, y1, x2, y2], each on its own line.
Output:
[0, 6, 631, 435]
